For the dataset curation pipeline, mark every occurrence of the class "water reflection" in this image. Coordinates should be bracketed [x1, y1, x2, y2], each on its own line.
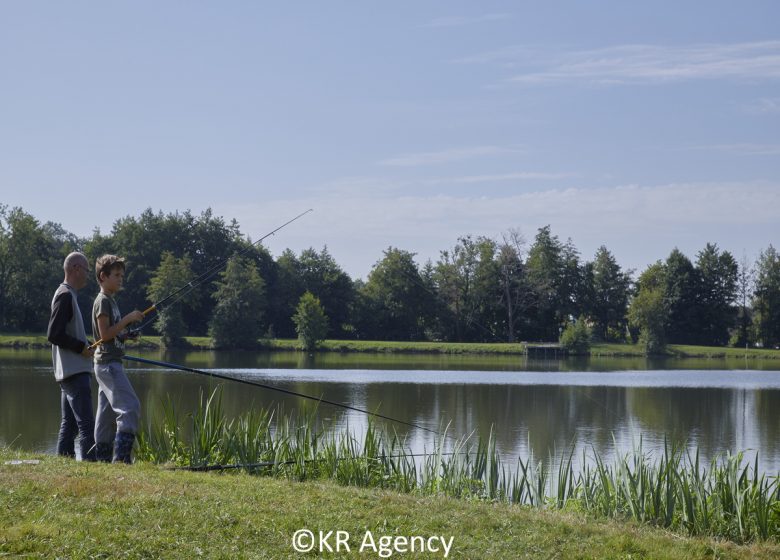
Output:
[1, 349, 779, 475]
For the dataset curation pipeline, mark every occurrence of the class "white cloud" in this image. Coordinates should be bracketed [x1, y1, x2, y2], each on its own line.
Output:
[424, 13, 511, 28]
[218, 182, 780, 279]
[457, 41, 780, 86]
[378, 145, 524, 167]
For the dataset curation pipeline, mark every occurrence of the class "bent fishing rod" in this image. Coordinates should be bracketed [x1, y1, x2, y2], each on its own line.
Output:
[123, 354, 440, 436]
[90, 209, 313, 349]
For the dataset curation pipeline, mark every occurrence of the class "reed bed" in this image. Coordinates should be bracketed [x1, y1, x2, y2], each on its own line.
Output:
[137, 388, 780, 543]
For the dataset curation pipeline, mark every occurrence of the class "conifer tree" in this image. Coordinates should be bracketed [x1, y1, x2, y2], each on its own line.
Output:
[147, 252, 193, 347]
[208, 257, 266, 349]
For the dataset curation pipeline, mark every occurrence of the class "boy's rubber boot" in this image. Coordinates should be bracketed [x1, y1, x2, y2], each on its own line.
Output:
[112, 431, 135, 464]
[96, 442, 113, 463]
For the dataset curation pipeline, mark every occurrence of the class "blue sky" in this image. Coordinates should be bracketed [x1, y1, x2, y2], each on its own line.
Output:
[1, 1, 778, 278]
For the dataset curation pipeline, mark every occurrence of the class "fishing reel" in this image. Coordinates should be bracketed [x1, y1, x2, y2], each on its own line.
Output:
[117, 328, 142, 343]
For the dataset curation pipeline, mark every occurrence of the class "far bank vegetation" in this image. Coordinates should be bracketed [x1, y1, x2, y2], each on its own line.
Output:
[2, 205, 779, 354]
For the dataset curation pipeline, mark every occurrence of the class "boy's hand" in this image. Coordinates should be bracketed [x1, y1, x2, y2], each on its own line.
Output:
[81, 344, 95, 358]
[127, 310, 145, 323]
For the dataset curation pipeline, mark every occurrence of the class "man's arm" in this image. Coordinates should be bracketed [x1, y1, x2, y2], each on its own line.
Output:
[47, 291, 86, 354]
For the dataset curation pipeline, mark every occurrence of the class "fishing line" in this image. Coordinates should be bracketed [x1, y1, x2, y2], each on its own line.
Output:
[166, 452, 468, 472]
[91, 209, 313, 348]
[124, 355, 441, 436]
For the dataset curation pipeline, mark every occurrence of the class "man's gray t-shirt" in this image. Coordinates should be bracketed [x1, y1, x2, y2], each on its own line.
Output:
[92, 292, 125, 364]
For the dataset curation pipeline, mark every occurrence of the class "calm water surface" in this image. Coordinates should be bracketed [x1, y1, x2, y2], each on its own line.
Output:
[2, 349, 779, 474]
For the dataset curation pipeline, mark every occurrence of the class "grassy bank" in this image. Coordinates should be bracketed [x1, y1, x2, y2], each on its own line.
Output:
[2, 449, 778, 559]
[0, 333, 527, 354]
[134, 390, 780, 545]
[3, 332, 780, 359]
[590, 342, 780, 360]
[267, 338, 527, 354]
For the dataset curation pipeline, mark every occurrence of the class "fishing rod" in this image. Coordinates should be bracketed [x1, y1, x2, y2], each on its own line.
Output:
[90, 209, 313, 349]
[123, 354, 440, 436]
[167, 452, 466, 472]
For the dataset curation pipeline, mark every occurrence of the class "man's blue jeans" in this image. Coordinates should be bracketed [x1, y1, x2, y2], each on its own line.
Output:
[57, 372, 96, 461]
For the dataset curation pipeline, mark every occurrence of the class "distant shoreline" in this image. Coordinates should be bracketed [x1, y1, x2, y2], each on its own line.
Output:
[2, 333, 779, 359]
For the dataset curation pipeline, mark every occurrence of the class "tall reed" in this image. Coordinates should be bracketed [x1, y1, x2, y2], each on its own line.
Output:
[137, 387, 780, 543]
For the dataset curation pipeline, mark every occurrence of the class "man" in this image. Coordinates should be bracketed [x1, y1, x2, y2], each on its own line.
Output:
[47, 251, 96, 460]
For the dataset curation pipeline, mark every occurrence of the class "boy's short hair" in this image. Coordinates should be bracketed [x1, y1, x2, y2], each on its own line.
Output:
[95, 254, 126, 283]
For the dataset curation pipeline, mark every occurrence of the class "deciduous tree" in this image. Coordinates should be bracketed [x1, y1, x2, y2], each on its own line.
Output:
[356, 248, 433, 341]
[753, 245, 780, 348]
[629, 262, 669, 355]
[433, 236, 503, 342]
[0, 206, 65, 331]
[272, 247, 354, 338]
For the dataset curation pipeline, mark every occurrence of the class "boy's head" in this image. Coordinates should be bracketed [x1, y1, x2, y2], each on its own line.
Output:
[95, 254, 126, 287]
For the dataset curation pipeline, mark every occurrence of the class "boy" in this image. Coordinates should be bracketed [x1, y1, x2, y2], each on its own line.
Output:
[92, 254, 144, 463]
[47, 252, 96, 461]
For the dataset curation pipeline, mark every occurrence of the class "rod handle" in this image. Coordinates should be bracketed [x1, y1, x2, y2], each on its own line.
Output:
[88, 305, 156, 349]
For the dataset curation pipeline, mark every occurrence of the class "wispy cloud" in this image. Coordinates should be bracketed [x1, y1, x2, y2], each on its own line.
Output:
[220, 182, 780, 278]
[424, 13, 511, 28]
[307, 172, 569, 197]
[689, 143, 780, 156]
[422, 172, 573, 185]
[378, 145, 524, 167]
[743, 97, 780, 115]
[311, 176, 412, 196]
[457, 41, 780, 86]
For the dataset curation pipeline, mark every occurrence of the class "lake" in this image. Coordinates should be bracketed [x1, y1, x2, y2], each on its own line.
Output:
[2, 348, 779, 474]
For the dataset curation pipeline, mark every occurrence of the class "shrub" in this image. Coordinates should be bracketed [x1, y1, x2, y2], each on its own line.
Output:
[293, 291, 329, 351]
[559, 316, 591, 355]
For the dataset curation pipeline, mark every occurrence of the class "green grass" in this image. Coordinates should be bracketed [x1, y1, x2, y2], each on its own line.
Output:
[132, 388, 780, 545]
[4, 331, 780, 358]
[0, 333, 528, 353]
[2, 449, 779, 559]
[0, 333, 49, 347]
[591, 342, 780, 360]
[271, 338, 527, 354]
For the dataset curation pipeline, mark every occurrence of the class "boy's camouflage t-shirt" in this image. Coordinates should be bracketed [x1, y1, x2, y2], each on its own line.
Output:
[92, 292, 125, 364]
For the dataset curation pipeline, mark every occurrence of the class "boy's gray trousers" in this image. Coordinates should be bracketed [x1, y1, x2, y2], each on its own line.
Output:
[94, 361, 140, 443]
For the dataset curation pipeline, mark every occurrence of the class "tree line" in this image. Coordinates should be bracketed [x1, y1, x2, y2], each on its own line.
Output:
[1, 205, 778, 351]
